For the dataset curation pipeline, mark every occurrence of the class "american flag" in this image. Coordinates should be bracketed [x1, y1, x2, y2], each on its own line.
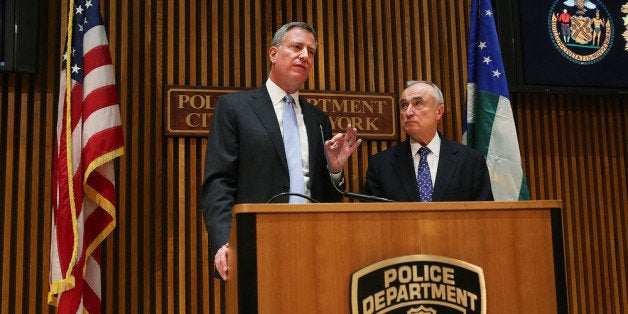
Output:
[48, 0, 124, 312]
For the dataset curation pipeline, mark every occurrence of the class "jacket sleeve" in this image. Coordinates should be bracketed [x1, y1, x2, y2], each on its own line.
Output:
[200, 95, 238, 256]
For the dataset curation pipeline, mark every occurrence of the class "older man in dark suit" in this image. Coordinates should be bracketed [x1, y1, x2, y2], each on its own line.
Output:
[364, 80, 493, 202]
[201, 22, 361, 280]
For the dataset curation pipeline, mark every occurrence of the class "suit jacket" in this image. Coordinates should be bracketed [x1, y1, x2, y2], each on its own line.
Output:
[200, 85, 342, 254]
[364, 136, 493, 202]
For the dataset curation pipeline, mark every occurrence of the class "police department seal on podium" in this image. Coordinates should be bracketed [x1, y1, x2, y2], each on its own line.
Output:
[350, 255, 486, 314]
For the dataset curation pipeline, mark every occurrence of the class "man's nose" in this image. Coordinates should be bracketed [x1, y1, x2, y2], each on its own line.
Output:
[298, 48, 309, 60]
[404, 105, 414, 116]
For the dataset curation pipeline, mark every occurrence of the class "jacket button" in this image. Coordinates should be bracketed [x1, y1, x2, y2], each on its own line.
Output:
[282, 185, 289, 192]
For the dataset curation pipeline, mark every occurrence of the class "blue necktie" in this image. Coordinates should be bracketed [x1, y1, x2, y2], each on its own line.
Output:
[283, 95, 306, 203]
[417, 146, 433, 202]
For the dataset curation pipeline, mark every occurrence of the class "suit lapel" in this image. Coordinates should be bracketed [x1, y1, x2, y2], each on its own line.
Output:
[393, 141, 421, 201]
[432, 138, 459, 201]
[248, 86, 289, 170]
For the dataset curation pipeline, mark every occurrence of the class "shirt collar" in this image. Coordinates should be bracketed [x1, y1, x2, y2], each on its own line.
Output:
[410, 133, 441, 157]
[266, 78, 299, 107]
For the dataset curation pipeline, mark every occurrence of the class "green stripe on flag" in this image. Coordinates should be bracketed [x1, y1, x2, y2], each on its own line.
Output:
[467, 89, 500, 157]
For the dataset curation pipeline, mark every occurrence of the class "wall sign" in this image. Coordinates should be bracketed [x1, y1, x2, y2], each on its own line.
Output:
[164, 86, 398, 140]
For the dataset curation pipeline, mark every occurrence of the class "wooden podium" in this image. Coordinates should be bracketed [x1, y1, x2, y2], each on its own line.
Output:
[224, 200, 566, 313]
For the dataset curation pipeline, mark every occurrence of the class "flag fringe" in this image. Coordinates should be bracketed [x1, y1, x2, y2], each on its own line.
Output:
[61, 0, 81, 299]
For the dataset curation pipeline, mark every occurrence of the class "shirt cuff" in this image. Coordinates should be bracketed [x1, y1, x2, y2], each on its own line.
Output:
[330, 171, 344, 186]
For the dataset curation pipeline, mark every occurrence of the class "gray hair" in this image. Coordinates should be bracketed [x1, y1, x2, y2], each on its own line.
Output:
[272, 22, 318, 47]
[405, 80, 445, 104]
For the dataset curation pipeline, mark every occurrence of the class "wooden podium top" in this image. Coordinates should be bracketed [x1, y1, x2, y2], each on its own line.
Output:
[233, 200, 562, 214]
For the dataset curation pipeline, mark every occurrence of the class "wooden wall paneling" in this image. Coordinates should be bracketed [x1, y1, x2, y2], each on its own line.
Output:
[612, 101, 628, 308]
[418, 0, 433, 83]
[550, 95, 562, 199]
[373, 0, 385, 92]
[165, 137, 175, 313]
[584, 98, 599, 313]
[543, 94, 559, 200]
[365, 0, 376, 92]
[561, 96, 584, 313]
[15, 77, 28, 314]
[126, 0, 139, 310]
[198, 146, 212, 314]
[221, 1, 230, 86]
[444, 0, 464, 138]
[140, 0, 154, 310]
[602, 101, 622, 314]
[187, 4, 200, 314]
[592, 99, 606, 312]
[0, 80, 5, 311]
[354, 0, 368, 92]
[607, 99, 628, 313]
[562, 96, 585, 313]
[242, 0, 251, 86]
[434, 1, 450, 133]
[132, 0, 143, 309]
[29, 75, 42, 314]
[594, 100, 609, 312]
[312, 0, 325, 90]
[584, 98, 601, 313]
[608, 101, 625, 314]
[176, 139, 185, 312]
[571, 98, 587, 314]
[233, 1, 242, 86]
[323, 0, 336, 91]
[380, 1, 393, 93]
[2, 75, 16, 314]
[153, 2, 166, 311]
[615, 100, 628, 312]
[601, 101, 617, 313]
[555, 94, 577, 314]
[529, 93, 542, 198]
[344, 0, 357, 92]
[518, 93, 536, 198]
[610, 100, 626, 314]
[210, 0, 219, 86]
[189, 0, 198, 83]
[40, 2, 57, 309]
[199, 0, 208, 85]
[166, 1, 176, 313]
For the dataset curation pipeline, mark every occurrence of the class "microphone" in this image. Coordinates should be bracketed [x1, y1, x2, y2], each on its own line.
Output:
[319, 125, 394, 203]
[266, 192, 319, 203]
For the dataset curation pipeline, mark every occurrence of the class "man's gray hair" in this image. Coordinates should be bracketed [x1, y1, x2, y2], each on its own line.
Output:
[272, 22, 318, 47]
[405, 80, 445, 104]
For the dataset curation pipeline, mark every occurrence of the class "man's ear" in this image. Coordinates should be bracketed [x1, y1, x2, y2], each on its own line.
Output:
[269, 46, 278, 64]
[437, 104, 445, 119]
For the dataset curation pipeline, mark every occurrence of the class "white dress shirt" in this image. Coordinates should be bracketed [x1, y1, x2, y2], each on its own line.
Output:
[410, 133, 441, 186]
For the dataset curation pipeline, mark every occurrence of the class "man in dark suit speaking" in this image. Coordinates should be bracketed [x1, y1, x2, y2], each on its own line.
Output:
[364, 80, 493, 202]
[200, 22, 361, 280]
